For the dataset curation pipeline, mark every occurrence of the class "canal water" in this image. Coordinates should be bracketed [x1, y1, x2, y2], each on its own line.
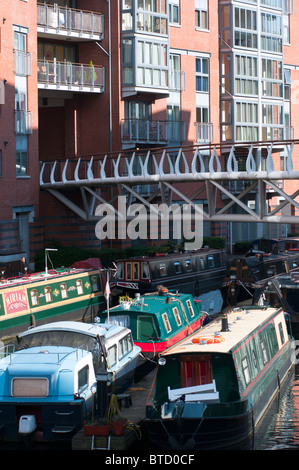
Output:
[253, 363, 299, 450]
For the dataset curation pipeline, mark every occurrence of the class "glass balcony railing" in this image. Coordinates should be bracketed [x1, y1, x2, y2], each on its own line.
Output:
[37, 3, 104, 39]
[37, 60, 105, 92]
[121, 119, 185, 145]
[15, 110, 32, 135]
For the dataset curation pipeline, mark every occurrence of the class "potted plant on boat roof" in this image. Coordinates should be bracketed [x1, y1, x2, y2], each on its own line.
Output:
[119, 294, 132, 310]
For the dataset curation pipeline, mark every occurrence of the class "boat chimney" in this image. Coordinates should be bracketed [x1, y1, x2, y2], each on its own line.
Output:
[221, 314, 229, 332]
[96, 371, 109, 419]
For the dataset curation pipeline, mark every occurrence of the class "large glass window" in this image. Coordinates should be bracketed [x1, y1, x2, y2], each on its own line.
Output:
[195, 0, 208, 29]
[235, 54, 258, 95]
[234, 7, 257, 49]
[262, 58, 283, 98]
[235, 101, 258, 141]
[261, 12, 282, 53]
[136, 40, 168, 87]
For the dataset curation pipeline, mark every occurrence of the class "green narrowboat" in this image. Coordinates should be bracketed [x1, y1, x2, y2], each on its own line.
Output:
[101, 291, 208, 360]
[145, 306, 294, 450]
[0, 265, 105, 339]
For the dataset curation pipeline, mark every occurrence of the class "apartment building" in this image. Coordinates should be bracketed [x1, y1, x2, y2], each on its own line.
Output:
[0, 0, 297, 271]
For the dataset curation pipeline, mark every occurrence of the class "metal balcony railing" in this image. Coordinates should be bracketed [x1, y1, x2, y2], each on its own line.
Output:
[15, 110, 32, 135]
[37, 3, 104, 39]
[196, 123, 214, 143]
[37, 60, 104, 91]
[121, 119, 185, 144]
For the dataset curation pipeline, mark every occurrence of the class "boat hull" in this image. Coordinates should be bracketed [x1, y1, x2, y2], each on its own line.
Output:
[145, 338, 294, 450]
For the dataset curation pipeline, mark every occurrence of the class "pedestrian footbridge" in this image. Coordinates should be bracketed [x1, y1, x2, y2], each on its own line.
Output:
[40, 139, 299, 224]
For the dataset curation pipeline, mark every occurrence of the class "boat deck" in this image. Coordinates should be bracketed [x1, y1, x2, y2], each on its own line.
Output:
[71, 366, 157, 450]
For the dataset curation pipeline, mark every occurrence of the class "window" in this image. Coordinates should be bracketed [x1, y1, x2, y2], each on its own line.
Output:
[252, 349, 258, 369]
[107, 345, 117, 366]
[195, 0, 208, 29]
[196, 58, 209, 92]
[126, 263, 132, 280]
[78, 366, 89, 394]
[141, 262, 150, 279]
[160, 262, 167, 276]
[16, 151, 28, 177]
[174, 261, 181, 274]
[76, 279, 83, 295]
[262, 58, 283, 98]
[30, 289, 39, 306]
[91, 276, 99, 292]
[185, 260, 192, 271]
[234, 7, 257, 49]
[235, 54, 258, 96]
[133, 262, 139, 280]
[44, 287, 52, 303]
[208, 256, 215, 268]
[169, 0, 180, 25]
[136, 40, 168, 88]
[162, 313, 172, 333]
[278, 322, 286, 345]
[260, 339, 269, 365]
[242, 357, 251, 385]
[236, 101, 258, 141]
[119, 333, 134, 360]
[199, 257, 205, 269]
[117, 262, 124, 279]
[261, 13, 282, 53]
[173, 307, 182, 326]
[186, 299, 195, 317]
[60, 283, 68, 299]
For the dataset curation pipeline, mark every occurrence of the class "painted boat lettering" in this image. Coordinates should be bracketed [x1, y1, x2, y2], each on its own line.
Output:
[4, 289, 28, 314]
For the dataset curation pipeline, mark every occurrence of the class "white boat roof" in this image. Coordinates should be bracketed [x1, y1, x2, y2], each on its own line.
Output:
[18, 320, 127, 340]
[162, 306, 284, 356]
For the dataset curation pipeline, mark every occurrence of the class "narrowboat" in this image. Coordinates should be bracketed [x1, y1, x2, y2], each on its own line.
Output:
[253, 269, 299, 337]
[0, 320, 141, 444]
[112, 248, 227, 315]
[0, 261, 105, 339]
[145, 305, 294, 450]
[223, 249, 299, 306]
[101, 291, 208, 360]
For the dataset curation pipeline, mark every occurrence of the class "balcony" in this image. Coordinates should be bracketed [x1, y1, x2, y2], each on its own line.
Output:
[37, 60, 105, 93]
[37, 3, 104, 41]
[121, 119, 185, 146]
[196, 123, 214, 143]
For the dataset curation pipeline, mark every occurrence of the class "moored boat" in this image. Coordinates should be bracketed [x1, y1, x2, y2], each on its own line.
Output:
[101, 290, 208, 361]
[0, 261, 105, 339]
[112, 248, 227, 315]
[145, 305, 294, 450]
[0, 320, 141, 444]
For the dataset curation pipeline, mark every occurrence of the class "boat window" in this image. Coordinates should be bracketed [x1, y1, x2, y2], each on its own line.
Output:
[172, 307, 182, 326]
[141, 262, 150, 279]
[199, 257, 205, 269]
[267, 265, 276, 277]
[278, 322, 286, 345]
[108, 315, 130, 328]
[208, 255, 215, 268]
[133, 262, 139, 280]
[117, 262, 124, 279]
[30, 289, 39, 306]
[185, 259, 192, 271]
[126, 263, 132, 280]
[107, 345, 117, 367]
[260, 339, 268, 365]
[44, 286, 52, 302]
[78, 365, 89, 394]
[252, 349, 258, 369]
[242, 357, 251, 385]
[12, 378, 49, 398]
[186, 299, 195, 317]
[174, 261, 181, 274]
[162, 313, 172, 333]
[160, 263, 167, 276]
[60, 283, 68, 299]
[91, 276, 99, 292]
[76, 279, 84, 295]
[119, 333, 134, 360]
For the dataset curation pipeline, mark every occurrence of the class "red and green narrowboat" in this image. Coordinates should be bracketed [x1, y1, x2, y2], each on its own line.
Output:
[101, 290, 208, 360]
[0, 262, 105, 338]
[145, 305, 294, 450]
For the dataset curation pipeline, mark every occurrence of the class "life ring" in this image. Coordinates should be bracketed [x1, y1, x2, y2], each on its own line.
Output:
[192, 335, 225, 344]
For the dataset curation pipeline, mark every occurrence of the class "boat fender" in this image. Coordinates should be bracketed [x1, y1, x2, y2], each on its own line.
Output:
[192, 335, 225, 344]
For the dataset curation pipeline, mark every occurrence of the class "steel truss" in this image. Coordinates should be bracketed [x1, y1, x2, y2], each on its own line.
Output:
[40, 140, 299, 224]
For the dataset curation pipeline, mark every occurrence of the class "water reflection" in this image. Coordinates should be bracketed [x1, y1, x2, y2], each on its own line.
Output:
[255, 364, 299, 450]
